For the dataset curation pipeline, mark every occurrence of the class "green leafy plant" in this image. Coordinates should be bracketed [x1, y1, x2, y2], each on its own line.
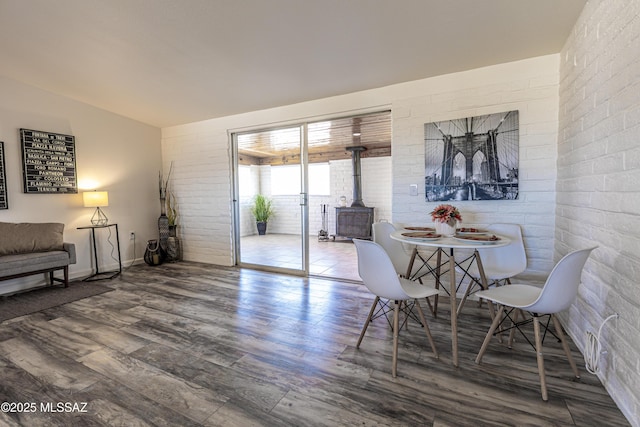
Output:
[250, 194, 274, 223]
[166, 192, 178, 226]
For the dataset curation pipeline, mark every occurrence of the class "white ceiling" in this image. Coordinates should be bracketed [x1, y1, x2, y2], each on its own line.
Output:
[0, 0, 586, 128]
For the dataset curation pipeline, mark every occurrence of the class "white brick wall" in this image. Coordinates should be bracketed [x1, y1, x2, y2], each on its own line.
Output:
[161, 128, 233, 265]
[392, 63, 560, 279]
[361, 157, 393, 223]
[558, 1, 640, 423]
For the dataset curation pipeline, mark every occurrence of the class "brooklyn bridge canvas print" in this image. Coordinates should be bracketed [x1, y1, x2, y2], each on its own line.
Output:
[424, 110, 519, 202]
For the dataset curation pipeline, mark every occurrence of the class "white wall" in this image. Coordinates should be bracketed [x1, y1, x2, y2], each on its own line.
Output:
[161, 126, 233, 264]
[0, 76, 161, 294]
[558, 0, 640, 423]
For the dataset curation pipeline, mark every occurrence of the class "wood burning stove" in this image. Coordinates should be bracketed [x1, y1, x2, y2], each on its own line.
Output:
[335, 146, 374, 240]
[335, 206, 374, 239]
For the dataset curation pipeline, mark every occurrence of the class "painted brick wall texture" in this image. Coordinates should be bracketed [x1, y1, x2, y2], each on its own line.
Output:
[391, 71, 560, 279]
[161, 128, 233, 265]
[558, 0, 640, 423]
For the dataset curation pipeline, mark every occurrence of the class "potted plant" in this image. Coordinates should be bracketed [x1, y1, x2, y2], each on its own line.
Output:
[250, 194, 274, 235]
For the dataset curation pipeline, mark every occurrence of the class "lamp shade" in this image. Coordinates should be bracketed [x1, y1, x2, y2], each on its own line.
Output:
[83, 191, 109, 207]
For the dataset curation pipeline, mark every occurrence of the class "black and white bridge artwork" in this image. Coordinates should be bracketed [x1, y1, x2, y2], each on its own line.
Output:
[424, 110, 519, 202]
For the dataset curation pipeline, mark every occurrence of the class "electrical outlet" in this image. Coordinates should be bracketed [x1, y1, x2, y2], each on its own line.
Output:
[130, 231, 135, 240]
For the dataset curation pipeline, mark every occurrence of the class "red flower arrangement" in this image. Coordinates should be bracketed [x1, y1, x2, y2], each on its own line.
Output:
[430, 204, 462, 224]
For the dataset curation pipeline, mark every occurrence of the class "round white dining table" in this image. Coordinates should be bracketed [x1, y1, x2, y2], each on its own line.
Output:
[390, 228, 511, 367]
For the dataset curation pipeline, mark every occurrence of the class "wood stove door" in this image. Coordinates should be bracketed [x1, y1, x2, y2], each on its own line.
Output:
[232, 125, 309, 276]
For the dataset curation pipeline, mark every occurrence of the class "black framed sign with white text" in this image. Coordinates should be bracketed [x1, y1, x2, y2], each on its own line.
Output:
[20, 129, 77, 194]
[0, 141, 7, 209]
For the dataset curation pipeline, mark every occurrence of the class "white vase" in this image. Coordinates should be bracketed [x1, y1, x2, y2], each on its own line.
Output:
[435, 220, 457, 237]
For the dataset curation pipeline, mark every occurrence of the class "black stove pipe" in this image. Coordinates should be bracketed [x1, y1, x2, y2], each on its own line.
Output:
[346, 146, 366, 207]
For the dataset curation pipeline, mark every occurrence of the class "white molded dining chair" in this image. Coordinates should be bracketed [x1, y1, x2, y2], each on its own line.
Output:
[475, 247, 597, 401]
[353, 238, 439, 377]
[372, 221, 418, 278]
[457, 223, 527, 313]
[373, 221, 440, 316]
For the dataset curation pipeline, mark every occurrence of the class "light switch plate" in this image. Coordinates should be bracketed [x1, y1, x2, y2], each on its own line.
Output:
[409, 184, 418, 196]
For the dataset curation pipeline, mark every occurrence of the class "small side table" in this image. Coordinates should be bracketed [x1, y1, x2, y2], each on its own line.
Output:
[77, 223, 122, 281]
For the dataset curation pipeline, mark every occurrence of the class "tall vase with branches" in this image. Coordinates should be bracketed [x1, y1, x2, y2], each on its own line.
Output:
[158, 162, 174, 253]
[159, 162, 173, 215]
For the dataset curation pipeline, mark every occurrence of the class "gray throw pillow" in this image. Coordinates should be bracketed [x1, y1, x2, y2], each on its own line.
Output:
[0, 222, 65, 255]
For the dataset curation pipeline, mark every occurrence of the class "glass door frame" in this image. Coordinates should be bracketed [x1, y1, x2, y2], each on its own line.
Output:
[231, 124, 309, 276]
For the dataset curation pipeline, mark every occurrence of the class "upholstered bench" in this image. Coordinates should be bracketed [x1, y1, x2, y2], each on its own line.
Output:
[0, 222, 76, 288]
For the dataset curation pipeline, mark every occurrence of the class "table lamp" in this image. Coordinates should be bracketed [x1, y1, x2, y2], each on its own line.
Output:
[83, 191, 109, 226]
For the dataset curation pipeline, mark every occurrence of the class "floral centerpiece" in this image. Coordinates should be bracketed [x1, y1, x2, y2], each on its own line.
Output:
[430, 204, 462, 224]
[430, 204, 462, 236]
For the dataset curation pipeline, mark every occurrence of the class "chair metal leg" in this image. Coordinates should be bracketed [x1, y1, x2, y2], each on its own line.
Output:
[533, 315, 549, 401]
[551, 314, 580, 378]
[476, 304, 504, 364]
[460, 249, 490, 317]
[420, 277, 437, 318]
[403, 301, 409, 330]
[392, 300, 400, 377]
[357, 297, 379, 348]
[414, 299, 438, 358]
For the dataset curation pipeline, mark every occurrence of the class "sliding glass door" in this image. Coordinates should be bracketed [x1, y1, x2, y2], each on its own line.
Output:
[232, 125, 309, 275]
[231, 110, 391, 280]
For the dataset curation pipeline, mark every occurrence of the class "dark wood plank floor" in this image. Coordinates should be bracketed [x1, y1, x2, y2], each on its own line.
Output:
[0, 262, 630, 426]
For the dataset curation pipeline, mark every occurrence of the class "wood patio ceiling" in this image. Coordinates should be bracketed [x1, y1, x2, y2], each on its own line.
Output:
[237, 110, 391, 166]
